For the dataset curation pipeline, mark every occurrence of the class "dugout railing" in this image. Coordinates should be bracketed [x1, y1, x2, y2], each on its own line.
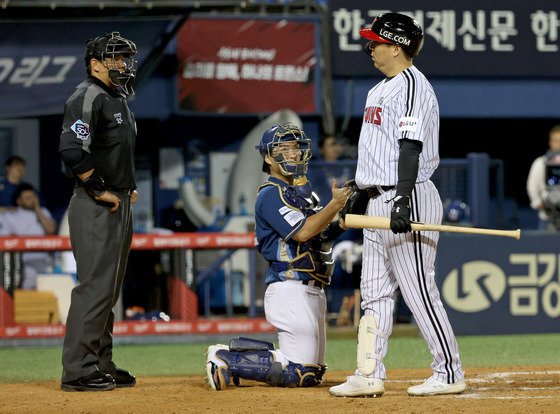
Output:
[0, 233, 276, 340]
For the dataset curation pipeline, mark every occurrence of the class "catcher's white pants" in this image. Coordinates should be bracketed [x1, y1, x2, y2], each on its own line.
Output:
[359, 180, 464, 383]
[264, 280, 327, 365]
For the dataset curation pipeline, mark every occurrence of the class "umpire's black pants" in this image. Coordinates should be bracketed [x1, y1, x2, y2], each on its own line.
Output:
[62, 186, 133, 382]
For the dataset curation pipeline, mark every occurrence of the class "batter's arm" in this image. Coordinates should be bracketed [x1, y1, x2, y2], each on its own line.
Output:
[396, 138, 422, 197]
[390, 139, 423, 233]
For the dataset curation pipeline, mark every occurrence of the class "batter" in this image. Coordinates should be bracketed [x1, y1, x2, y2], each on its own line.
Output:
[330, 12, 466, 398]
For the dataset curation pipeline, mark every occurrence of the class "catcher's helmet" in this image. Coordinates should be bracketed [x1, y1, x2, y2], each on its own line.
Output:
[360, 12, 423, 58]
[255, 123, 312, 176]
[85, 32, 138, 95]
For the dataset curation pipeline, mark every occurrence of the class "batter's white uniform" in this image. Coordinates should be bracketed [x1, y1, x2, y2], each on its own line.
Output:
[355, 66, 464, 383]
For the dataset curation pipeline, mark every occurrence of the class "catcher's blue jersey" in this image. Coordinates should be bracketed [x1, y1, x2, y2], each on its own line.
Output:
[254, 177, 315, 284]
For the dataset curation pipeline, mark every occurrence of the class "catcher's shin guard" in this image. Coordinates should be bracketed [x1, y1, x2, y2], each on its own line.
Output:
[216, 349, 275, 384]
[215, 349, 322, 388]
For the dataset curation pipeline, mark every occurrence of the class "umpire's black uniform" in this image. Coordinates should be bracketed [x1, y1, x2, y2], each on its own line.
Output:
[59, 73, 136, 388]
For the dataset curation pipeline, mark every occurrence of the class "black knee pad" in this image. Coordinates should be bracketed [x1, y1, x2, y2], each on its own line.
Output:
[265, 361, 285, 386]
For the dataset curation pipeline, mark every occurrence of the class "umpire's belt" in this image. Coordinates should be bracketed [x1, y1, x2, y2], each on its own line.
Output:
[107, 187, 135, 196]
[365, 185, 395, 199]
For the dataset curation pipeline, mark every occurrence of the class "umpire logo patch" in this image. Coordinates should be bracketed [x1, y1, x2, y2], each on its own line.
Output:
[70, 120, 90, 141]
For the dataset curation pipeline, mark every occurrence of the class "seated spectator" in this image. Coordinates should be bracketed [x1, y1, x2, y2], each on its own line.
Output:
[527, 125, 560, 229]
[319, 135, 345, 162]
[0, 156, 26, 212]
[307, 135, 354, 205]
[1, 183, 57, 289]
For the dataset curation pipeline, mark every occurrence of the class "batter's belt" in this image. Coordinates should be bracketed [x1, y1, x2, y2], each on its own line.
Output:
[365, 185, 395, 199]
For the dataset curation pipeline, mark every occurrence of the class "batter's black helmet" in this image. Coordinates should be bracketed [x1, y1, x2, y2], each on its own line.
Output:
[359, 12, 423, 58]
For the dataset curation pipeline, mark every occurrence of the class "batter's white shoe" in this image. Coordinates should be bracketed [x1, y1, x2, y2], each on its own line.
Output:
[205, 344, 230, 390]
[329, 375, 385, 397]
[407, 377, 467, 396]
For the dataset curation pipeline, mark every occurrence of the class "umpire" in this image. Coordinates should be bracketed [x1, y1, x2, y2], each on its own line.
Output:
[59, 32, 139, 391]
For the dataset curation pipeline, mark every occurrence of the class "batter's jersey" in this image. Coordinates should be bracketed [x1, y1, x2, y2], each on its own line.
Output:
[355, 65, 439, 188]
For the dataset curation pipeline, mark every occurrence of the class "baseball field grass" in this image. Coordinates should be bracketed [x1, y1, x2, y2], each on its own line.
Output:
[1, 333, 559, 383]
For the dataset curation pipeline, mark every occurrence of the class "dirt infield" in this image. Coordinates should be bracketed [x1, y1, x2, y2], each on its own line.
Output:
[1, 366, 559, 413]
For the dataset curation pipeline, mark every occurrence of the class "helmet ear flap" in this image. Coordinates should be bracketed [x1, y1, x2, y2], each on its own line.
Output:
[363, 41, 373, 57]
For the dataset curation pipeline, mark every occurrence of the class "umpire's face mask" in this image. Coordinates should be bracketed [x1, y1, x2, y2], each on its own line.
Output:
[104, 54, 137, 96]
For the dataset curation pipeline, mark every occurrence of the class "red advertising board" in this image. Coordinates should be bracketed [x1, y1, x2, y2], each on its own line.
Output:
[177, 18, 317, 114]
[0, 318, 275, 339]
[0, 232, 255, 251]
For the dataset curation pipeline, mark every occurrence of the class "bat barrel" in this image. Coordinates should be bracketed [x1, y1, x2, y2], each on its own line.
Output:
[345, 214, 521, 239]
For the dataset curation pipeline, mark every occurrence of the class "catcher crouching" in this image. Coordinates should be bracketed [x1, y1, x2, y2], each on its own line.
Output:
[205, 124, 357, 389]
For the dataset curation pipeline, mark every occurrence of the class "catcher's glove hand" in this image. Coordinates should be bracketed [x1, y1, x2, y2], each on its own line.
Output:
[340, 180, 370, 218]
[390, 196, 411, 234]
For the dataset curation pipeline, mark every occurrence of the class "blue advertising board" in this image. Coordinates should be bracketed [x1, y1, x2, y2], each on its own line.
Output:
[329, 0, 560, 78]
[0, 19, 174, 117]
[436, 232, 560, 335]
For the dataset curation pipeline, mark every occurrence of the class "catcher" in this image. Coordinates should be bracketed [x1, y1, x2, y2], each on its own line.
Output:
[205, 124, 368, 389]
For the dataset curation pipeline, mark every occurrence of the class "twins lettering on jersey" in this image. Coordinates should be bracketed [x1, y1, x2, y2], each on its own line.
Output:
[364, 106, 382, 125]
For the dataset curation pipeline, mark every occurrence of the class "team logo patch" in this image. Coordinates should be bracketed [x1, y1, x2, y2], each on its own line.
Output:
[114, 112, 123, 124]
[70, 120, 90, 141]
[398, 117, 419, 132]
[279, 206, 292, 215]
[279, 208, 305, 227]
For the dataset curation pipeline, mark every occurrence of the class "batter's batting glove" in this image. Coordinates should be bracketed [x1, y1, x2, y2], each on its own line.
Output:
[390, 196, 411, 234]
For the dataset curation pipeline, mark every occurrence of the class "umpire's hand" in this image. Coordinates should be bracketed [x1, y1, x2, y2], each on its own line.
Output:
[131, 190, 139, 204]
[390, 196, 411, 234]
[96, 191, 121, 214]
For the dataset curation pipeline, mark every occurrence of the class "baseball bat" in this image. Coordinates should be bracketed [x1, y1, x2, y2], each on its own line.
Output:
[345, 214, 521, 239]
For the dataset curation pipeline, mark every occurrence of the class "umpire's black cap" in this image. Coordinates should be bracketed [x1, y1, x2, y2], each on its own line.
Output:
[84, 32, 137, 68]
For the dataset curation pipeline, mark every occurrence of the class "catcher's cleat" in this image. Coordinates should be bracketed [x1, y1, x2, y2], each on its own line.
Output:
[329, 375, 384, 397]
[407, 377, 466, 396]
[205, 344, 231, 391]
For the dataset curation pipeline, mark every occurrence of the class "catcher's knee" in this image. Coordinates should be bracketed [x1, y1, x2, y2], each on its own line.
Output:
[278, 362, 322, 388]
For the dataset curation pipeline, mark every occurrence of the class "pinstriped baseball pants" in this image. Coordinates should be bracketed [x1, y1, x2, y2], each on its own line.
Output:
[357, 180, 464, 383]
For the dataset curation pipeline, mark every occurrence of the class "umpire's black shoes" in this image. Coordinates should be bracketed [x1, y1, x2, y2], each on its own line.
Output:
[112, 368, 136, 388]
[61, 371, 116, 392]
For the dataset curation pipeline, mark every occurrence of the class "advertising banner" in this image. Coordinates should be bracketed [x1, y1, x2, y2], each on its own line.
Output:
[0, 19, 173, 117]
[329, 0, 560, 77]
[177, 17, 318, 114]
[436, 233, 560, 335]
